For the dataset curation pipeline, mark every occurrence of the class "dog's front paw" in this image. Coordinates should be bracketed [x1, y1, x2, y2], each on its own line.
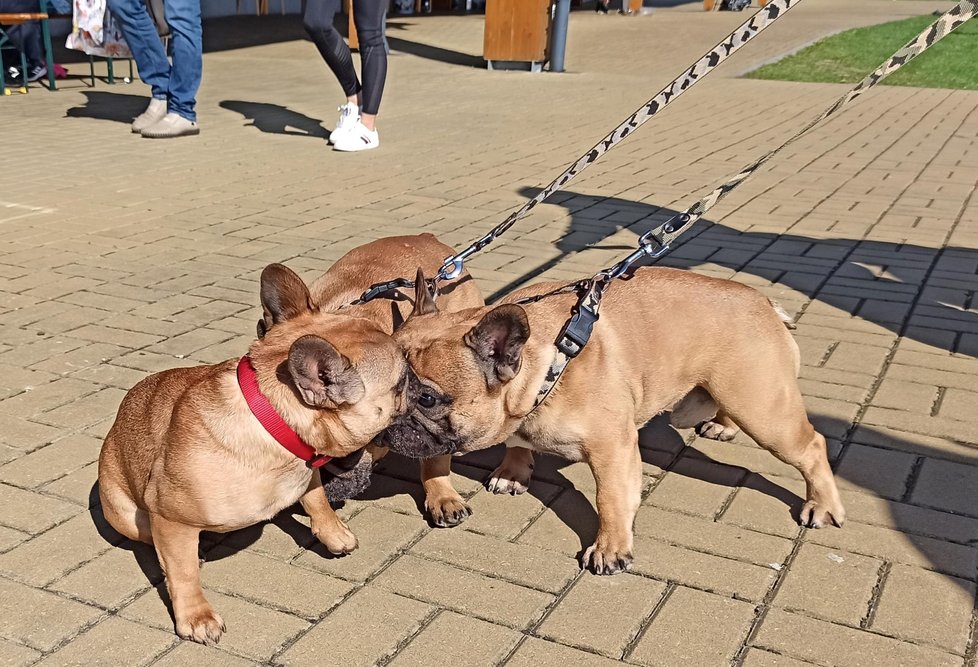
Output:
[800, 498, 846, 529]
[581, 541, 633, 575]
[426, 491, 472, 528]
[314, 520, 359, 556]
[696, 420, 739, 441]
[175, 603, 226, 645]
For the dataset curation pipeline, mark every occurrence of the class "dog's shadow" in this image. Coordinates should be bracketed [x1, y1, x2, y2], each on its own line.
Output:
[438, 414, 806, 562]
[352, 412, 805, 561]
[89, 411, 977, 612]
[87, 481, 317, 626]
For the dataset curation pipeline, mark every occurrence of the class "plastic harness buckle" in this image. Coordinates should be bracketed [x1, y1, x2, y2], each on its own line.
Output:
[554, 305, 599, 358]
[356, 278, 411, 304]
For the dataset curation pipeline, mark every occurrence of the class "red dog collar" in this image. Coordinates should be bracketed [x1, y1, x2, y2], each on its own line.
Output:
[236, 356, 331, 469]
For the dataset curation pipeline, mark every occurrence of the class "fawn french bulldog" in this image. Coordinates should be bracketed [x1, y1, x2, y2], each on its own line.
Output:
[387, 267, 845, 574]
[98, 263, 410, 644]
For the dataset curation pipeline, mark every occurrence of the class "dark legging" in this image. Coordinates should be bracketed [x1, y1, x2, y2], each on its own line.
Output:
[303, 0, 387, 116]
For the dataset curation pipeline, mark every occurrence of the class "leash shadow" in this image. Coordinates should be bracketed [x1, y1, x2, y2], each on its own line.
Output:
[219, 100, 330, 140]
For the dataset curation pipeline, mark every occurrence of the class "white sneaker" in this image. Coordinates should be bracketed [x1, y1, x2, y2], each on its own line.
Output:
[329, 102, 360, 145]
[132, 98, 167, 133]
[140, 112, 200, 138]
[332, 121, 379, 152]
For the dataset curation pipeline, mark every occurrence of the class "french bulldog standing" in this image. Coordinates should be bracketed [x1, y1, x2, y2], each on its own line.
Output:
[387, 267, 846, 574]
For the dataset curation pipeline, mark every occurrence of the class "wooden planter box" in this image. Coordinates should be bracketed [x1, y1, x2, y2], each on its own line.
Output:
[484, 0, 552, 70]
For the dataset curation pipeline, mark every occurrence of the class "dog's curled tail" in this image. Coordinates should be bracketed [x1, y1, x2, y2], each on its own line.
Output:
[769, 299, 797, 330]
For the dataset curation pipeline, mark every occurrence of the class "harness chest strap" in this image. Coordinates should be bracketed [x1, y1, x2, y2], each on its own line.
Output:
[236, 356, 331, 469]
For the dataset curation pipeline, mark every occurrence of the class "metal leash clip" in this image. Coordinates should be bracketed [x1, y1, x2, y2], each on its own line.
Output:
[437, 256, 466, 281]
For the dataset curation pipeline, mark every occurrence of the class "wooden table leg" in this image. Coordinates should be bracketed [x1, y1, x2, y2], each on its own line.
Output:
[344, 0, 359, 49]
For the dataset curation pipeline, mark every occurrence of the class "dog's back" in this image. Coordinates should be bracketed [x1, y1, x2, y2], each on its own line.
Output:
[310, 233, 483, 331]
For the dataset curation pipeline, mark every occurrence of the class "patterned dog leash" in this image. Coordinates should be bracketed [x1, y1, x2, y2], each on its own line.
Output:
[527, 0, 978, 410]
[353, 0, 805, 304]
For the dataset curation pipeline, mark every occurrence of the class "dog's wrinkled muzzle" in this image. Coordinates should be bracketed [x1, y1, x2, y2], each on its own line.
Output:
[382, 416, 457, 459]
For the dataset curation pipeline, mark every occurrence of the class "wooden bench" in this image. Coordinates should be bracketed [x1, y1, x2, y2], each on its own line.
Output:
[0, 5, 57, 93]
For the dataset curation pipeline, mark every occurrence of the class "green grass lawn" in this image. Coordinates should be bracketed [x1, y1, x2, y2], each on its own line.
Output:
[746, 15, 978, 90]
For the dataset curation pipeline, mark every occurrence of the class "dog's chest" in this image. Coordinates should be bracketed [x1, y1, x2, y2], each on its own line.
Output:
[203, 462, 311, 530]
[512, 425, 585, 462]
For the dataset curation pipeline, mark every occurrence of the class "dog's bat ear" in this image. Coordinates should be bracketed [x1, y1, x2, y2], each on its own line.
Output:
[260, 263, 314, 326]
[464, 304, 530, 385]
[288, 335, 365, 408]
[410, 268, 439, 318]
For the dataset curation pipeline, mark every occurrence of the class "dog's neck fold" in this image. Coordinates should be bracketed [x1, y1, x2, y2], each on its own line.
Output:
[244, 352, 350, 459]
[236, 356, 331, 468]
[504, 306, 566, 422]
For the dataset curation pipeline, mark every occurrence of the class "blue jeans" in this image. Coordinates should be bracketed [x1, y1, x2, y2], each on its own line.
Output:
[107, 0, 201, 121]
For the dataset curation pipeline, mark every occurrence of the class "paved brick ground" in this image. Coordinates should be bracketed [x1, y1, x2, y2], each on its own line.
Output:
[2, 0, 977, 664]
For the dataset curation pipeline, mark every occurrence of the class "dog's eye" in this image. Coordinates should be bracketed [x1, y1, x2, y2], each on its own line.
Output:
[419, 393, 437, 409]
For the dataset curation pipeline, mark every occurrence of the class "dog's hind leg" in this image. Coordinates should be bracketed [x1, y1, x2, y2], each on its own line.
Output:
[99, 481, 153, 544]
[696, 411, 740, 442]
[706, 350, 845, 529]
[669, 387, 740, 441]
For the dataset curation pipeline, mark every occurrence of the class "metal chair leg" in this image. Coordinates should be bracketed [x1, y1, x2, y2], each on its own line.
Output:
[39, 0, 56, 90]
[106, 56, 114, 83]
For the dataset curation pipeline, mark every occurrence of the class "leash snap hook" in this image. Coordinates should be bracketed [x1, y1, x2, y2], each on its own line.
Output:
[438, 256, 465, 281]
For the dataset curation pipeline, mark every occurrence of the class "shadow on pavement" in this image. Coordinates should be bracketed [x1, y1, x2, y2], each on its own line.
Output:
[386, 34, 484, 68]
[486, 187, 977, 358]
[64, 91, 147, 123]
[219, 100, 330, 139]
[439, 413, 978, 597]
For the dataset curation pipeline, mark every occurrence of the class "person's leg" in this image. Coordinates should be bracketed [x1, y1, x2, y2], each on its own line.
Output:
[0, 0, 42, 69]
[162, 0, 201, 122]
[106, 0, 170, 101]
[353, 0, 387, 130]
[303, 0, 360, 102]
[5, 22, 42, 68]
